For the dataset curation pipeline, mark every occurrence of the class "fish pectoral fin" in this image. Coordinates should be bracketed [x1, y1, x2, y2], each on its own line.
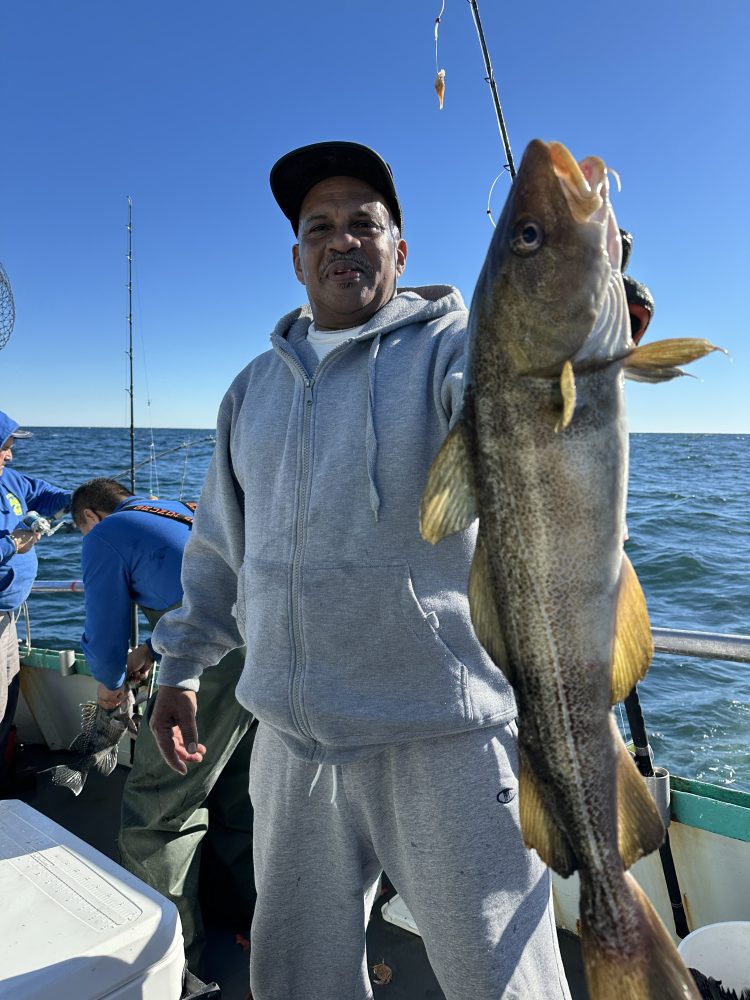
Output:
[610, 554, 653, 705]
[622, 337, 723, 383]
[613, 717, 665, 868]
[420, 419, 477, 544]
[555, 360, 576, 432]
[519, 750, 578, 876]
[468, 533, 511, 678]
[94, 746, 121, 777]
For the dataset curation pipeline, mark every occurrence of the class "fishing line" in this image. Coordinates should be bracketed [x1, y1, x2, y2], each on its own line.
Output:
[108, 437, 215, 481]
[617, 700, 629, 743]
[180, 441, 191, 500]
[434, 0, 445, 73]
[485, 168, 512, 228]
[434, 1, 446, 109]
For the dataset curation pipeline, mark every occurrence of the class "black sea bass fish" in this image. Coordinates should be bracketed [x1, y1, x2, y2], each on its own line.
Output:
[421, 139, 718, 1000]
[48, 692, 137, 796]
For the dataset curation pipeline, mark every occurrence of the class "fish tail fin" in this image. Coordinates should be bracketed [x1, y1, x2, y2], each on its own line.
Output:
[580, 870, 699, 1000]
[623, 338, 724, 383]
[49, 765, 87, 797]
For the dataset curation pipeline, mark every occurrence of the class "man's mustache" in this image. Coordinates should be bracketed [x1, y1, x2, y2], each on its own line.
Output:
[319, 253, 372, 280]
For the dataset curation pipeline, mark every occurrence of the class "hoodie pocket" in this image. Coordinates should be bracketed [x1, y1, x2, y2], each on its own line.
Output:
[299, 561, 473, 744]
[235, 558, 292, 659]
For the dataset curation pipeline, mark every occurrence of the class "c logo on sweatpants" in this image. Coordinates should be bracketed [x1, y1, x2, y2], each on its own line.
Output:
[496, 787, 516, 804]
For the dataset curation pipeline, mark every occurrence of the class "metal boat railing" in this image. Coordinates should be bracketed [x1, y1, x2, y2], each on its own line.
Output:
[651, 627, 750, 664]
[29, 581, 750, 664]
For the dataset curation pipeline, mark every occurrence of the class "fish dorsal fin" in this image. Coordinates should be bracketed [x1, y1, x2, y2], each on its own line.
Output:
[623, 338, 722, 383]
[420, 419, 477, 544]
[611, 554, 653, 705]
[612, 715, 665, 868]
[468, 532, 511, 679]
[555, 360, 576, 431]
[519, 748, 578, 876]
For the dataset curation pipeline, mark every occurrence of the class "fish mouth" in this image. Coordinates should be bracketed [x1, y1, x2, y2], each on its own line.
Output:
[547, 141, 622, 271]
[547, 141, 609, 224]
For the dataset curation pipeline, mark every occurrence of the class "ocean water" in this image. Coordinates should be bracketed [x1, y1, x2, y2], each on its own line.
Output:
[10, 428, 750, 791]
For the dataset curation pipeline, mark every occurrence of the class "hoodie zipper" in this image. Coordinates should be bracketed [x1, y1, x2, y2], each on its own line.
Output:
[290, 378, 315, 741]
[277, 340, 366, 746]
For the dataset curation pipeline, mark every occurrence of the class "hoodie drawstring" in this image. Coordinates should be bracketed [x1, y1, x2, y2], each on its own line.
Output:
[308, 762, 339, 805]
[365, 332, 383, 521]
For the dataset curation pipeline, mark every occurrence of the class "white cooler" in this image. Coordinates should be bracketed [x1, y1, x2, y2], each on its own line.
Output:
[0, 799, 185, 999]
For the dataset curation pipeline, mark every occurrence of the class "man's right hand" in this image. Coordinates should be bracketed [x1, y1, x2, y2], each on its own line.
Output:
[126, 643, 155, 684]
[149, 685, 206, 775]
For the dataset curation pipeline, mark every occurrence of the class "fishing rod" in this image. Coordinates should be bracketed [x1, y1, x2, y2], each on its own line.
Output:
[623, 687, 690, 937]
[126, 198, 139, 670]
[466, 0, 516, 180]
[126, 197, 136, 497]
[109, 435, 216, 483]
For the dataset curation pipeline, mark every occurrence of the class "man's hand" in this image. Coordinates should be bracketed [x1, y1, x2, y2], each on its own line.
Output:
[127, 643, 155, 684]
[97, 682, 128, 710]
[149, 686, 206, 775]
[11, 529, 40, 554]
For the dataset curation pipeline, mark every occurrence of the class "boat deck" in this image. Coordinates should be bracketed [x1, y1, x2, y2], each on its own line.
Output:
[6, 742, 589, 1000]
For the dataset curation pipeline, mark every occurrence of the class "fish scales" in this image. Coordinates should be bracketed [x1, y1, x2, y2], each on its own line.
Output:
[473, 365, 627, 885]
[422, 138, 717, 999]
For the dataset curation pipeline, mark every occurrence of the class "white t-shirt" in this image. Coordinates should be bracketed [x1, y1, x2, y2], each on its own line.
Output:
[307, 323, 366, 361]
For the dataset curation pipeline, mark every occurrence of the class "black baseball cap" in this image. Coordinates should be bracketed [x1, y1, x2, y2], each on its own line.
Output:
[270, 141, 403, 236]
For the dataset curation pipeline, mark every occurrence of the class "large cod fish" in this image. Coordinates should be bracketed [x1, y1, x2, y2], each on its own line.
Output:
[420, 140, 716, 1000]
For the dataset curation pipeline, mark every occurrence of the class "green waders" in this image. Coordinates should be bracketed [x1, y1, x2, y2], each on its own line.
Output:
[117, 606, 256, 977]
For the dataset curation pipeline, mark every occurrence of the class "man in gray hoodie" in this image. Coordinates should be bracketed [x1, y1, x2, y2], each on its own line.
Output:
[150, 141, 571, 1000]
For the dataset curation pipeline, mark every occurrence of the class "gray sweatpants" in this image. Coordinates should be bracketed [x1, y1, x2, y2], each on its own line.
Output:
[249, 721, 571, 1000]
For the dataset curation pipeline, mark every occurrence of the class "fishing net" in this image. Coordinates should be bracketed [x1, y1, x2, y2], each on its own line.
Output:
[0, 262, 14, 351]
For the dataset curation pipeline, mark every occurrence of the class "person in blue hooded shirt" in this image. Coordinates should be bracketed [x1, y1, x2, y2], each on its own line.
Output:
[0, 410, 72, 793]
[74, 478, 192, 699]
[71, 476, 256, 976]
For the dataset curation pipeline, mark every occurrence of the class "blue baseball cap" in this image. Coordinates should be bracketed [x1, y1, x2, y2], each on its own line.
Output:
[0, 411, 34, 444]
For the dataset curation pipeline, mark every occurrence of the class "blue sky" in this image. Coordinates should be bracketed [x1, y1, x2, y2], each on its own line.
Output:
[1, 1, 748, 433]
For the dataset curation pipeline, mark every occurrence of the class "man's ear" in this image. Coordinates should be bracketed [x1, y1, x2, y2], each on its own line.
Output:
[396, 239, 408, 277]
[292, 244, 305, 286]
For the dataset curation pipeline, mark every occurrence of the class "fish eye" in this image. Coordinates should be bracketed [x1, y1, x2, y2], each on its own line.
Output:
[510, 220, 544, 255]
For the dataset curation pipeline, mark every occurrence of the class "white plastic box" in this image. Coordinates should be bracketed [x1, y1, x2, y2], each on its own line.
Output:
[0, 799, 185, 999]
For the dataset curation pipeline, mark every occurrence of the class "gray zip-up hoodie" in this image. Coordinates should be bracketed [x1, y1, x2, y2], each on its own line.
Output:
[153, 285, 517, 763]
